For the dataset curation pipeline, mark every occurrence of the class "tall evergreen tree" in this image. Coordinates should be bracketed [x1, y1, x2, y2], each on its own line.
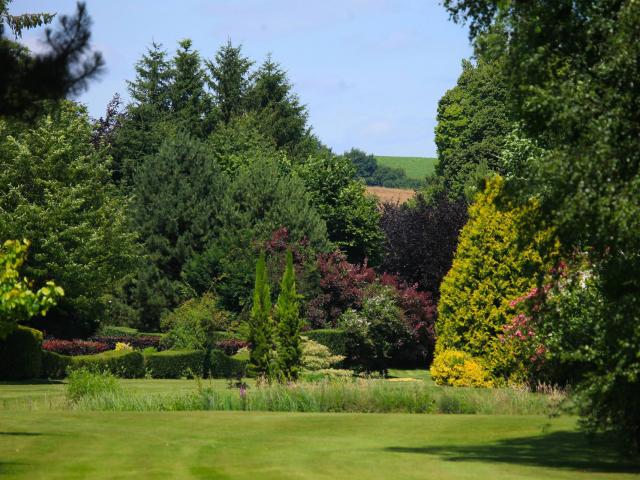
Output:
[275, 249, 303, 381]
[169, 39, 211, 137]
[130, 131, 226, 329]
[247, 55, 308, 153]
[249, 252, 278, 380]
[113, 42, 173, 186]
[206, 40, 253, 124]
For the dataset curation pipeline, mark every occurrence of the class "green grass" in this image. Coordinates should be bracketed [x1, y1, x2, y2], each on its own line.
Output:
[0, 411, 638, 479]
[0, 373, 637, 478]
[376, 156, 438, 180]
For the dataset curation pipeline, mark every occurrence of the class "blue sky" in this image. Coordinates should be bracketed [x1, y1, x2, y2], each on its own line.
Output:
[18, 1, 472, 157]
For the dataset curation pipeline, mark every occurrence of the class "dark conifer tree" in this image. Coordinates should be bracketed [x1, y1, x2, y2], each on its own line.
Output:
[169, 39, 212, 137]
[206, 40, 253, 124]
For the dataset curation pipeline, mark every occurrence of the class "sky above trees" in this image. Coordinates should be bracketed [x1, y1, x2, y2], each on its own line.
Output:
[16, 0, 471, 157]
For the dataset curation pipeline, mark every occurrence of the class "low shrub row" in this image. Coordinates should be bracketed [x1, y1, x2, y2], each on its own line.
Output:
[214, 338, 248, 356]
[37, 347, 249, 380]
[144, 350, 206, 378]
[70, 350, 146, 378]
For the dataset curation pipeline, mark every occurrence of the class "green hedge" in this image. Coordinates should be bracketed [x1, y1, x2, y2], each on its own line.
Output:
[144, 349, 205, 378]
[98, 325, 162, 337]
[0, 326, 43, 380]
[70, 350, 144, 378]
[209, 349, 248, 378]
[40, 350, 71, 379]
[305, 329, 347, 357]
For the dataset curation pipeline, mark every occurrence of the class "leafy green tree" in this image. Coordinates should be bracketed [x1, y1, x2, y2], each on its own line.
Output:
[206, 40, 253, 124]
[0, 102, 139, 337]
[275, 249, 303, 381]
[436, 176, 558, 383]
[443, 0, 640, 448]
[169, 39, 212, 137]
[247, 55, 308, 154]
[0, 239, 63, 339]
[190, 156, 329, 311]
[249, 252, 278, 380]
[130, 131, 226, 329]
[434, 59, 513, 199]
[297, 153, 383, 264]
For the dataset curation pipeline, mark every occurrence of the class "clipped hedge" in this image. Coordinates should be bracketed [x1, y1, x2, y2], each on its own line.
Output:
[209, 349, 248, 378]
[70, 350, 144, 378]
[144, 350, 205, 378]
[305, 329, 347, 357]
[40, 350, 71, 379]
[0, 326, 43, 380]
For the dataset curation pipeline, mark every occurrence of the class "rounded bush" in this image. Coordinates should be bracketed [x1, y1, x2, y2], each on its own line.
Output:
[430, 349, 493, 388]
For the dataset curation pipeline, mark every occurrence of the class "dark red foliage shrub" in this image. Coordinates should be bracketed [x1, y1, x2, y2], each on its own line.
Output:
[307, 251, 376, 328]
[215, 339, 248, 356]
[89, 335, 164, 351]
[42, 339, 110, 356]
[380, 273, 437, 365]
[380, 194, 468, 297]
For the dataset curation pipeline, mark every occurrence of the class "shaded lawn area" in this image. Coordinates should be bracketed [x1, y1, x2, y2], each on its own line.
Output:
[0, 411, 638, 480]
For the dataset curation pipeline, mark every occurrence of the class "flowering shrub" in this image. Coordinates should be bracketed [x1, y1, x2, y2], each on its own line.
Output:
[42, 339, 110, 356]
[114, 342, 133, 352]
[430, 349, 493, 388]
[215, 338, 248, 356]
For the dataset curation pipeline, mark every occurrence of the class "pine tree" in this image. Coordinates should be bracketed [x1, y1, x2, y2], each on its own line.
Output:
[275, 249, 303, 381]
[206, 40, 253, 124]
[169, 39, 212, 137]
[130, 131, 226, 329]
[249, 252, 278, 380]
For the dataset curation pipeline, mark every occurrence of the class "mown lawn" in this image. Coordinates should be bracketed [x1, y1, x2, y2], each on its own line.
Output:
[1, 373, 638, 479]
[1, 410, 638, 480]
[375, 156, 437, 180]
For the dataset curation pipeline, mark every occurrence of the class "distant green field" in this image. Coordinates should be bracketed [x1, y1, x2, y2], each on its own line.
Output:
[376, 156, 437, 180]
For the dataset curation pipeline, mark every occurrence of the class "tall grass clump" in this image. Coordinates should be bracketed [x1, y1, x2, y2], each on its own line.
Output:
[66, 369, 122, 403]
[72, 378, 564, 415]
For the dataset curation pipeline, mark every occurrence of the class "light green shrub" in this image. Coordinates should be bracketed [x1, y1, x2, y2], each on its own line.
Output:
[430, 349, 493, 388]
[66, 369, 121, 402]
[436, 176, 558, 381]
[301, 337, 345, 371]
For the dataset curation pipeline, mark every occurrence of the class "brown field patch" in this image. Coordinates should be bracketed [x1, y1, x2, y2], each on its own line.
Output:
[366, 186, 415, 204]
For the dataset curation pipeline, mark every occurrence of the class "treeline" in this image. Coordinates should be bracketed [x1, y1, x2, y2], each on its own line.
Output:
[345, 149, 421, 189]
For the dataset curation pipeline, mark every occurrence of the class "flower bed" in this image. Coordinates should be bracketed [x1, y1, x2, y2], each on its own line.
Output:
[43, 339, 110, 356]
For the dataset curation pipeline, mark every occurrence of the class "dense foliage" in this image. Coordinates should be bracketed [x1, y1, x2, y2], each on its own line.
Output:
[0, 102, 136, 337]
[444, 0, 640, 448]
[432, 59, 513, 200]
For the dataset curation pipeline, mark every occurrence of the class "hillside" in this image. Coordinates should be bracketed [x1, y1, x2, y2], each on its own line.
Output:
[375, 156, 437, 180]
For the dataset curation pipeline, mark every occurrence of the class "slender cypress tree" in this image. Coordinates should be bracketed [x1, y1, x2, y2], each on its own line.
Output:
[249, 252, 277, 380]
[275, 249, 303, 381]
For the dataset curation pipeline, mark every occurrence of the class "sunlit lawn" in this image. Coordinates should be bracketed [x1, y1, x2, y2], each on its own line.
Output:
[0, 371, 638, 479]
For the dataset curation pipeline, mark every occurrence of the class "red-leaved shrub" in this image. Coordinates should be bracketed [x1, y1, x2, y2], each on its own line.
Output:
[89, 335, 164, 351]
[42, 339, 110, 356]
[215, 339, 248, 356]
